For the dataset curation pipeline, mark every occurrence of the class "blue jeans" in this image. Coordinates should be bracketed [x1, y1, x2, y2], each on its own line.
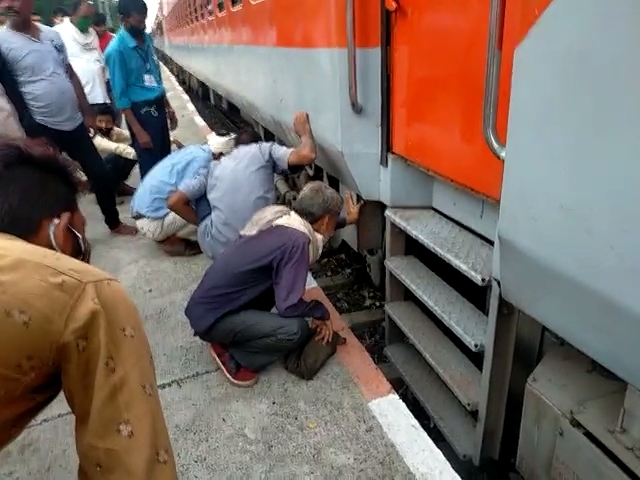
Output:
[127, 96, 171, 179]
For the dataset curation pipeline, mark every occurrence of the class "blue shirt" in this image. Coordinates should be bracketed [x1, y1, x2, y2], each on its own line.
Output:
[104, 29, 164, 109]
[130, 145, 212, 219]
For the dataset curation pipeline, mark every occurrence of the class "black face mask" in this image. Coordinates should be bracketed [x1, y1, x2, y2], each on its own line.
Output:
[127, 25, 144, 38]
[98, 127, 113, 138]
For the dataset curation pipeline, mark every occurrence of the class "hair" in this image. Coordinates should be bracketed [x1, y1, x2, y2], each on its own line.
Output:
[292, 181, 343, 225]
[118, 0, 148, 18]
[92, 11, 107, 26]
[94, 103, 116, 119]
[52, 6, 69, 17]
[69, 0, 82, 14]
[0, 140, 80, 240]
[234, 128, 261, 147]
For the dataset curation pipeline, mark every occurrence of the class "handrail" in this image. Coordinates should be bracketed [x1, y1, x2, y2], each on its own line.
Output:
[346, 0, 363, 114]
[482, 0, 506, 161]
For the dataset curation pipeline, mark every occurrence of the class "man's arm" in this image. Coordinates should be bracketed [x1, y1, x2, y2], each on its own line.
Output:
[105, 48, 146, 139]
[273, 236, 330, 320]
[287, 112, 316, 167]
[167, 167, 209, 225]
[93, 134, 137, 160]
[59, 280, 177, 479]
[65, 65, 93, 121]
[111, 126, 132, 144]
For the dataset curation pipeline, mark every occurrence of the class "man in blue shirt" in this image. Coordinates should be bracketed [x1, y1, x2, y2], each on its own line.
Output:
[104, 0, 177, 178]
[131, 135, 235, 256]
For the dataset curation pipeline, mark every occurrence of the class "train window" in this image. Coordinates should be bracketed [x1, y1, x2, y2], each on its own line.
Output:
[231, 0, 242, 7]
[205, 0, 215, 18]
[216, 0, 225, 13]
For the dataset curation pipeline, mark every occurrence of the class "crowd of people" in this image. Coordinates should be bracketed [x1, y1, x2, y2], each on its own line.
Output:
[0, 0, 364, 477]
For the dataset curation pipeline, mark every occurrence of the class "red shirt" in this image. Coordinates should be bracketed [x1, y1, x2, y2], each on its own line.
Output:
[98, 31, 115, 53]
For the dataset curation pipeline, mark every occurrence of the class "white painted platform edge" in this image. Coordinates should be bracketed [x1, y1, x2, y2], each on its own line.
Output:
[368, 394, 461, 480]
[160, 64, 212, 137]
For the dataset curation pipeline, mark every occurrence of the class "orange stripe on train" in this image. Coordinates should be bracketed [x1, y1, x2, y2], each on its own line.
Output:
[162, 0, 380, 49]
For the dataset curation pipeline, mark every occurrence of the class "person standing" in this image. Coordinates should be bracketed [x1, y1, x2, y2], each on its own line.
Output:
[0, 0, 136, 235]
[92, 12, 122, 126]
[105, 0, 178, 179]
[54, 0, 110, 109]
[92, 11, 113, 52]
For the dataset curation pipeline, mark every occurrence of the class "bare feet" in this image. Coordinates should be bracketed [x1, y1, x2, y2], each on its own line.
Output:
[111, 223, 138, 235]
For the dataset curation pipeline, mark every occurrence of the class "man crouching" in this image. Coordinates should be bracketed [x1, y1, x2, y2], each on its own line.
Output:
[185, 181, 343, 387]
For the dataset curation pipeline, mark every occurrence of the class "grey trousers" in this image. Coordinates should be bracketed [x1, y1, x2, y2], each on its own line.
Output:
[201, 310, 312, 372]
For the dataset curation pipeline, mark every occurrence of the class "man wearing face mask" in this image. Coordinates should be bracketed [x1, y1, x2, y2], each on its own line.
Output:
[104, 0, 178, 179]
[0, 0, 137, 236]
[0, 140, 178, 479]
[54, 0, 110, 109]
[185, 182, 357, 387]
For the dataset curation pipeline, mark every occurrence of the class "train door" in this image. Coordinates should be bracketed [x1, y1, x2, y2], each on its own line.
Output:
[387, 0, 508, 201]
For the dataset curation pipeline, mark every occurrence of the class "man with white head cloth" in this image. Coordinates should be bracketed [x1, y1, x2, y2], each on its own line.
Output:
[130, 133, 235, 256]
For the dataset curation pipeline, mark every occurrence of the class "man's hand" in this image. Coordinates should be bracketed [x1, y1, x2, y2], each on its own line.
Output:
[167, 108, 178, 131]
[136, 129, 153, 149]
[171, 137, 184, 149]
[311, 319, 333, 345]
[84, 113, 97, 131]
[293, 111, 311, 137]
[344, 191, 363, 225]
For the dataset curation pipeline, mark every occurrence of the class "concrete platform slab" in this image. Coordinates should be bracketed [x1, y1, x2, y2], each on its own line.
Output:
[1, 366, 412, 479]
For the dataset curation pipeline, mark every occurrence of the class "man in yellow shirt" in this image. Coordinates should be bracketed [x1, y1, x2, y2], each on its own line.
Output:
[0, 139, 177, 479]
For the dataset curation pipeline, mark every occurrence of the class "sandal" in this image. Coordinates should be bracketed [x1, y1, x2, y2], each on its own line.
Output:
[161, 239, 202, 257]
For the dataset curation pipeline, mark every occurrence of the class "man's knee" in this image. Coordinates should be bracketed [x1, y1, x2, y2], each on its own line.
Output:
[280, 318, 311, 346]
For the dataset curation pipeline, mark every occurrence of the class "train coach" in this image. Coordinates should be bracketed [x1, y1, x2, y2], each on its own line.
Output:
[153, 1, 640, 478]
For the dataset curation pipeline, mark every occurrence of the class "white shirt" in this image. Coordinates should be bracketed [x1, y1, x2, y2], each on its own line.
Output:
[54, 18, 109, 105]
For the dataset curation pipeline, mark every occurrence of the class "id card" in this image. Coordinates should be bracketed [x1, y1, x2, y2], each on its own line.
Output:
[143, 74, 158, 87]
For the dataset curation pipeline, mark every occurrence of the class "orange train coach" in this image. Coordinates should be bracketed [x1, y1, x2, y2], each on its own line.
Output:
[154, 1, 640, 478]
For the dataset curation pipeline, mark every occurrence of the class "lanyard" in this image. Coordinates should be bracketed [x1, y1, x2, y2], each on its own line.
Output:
[135, 45, 152, 72]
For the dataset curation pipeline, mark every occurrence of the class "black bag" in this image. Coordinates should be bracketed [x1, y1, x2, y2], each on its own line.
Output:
[283, 332, 346, 381]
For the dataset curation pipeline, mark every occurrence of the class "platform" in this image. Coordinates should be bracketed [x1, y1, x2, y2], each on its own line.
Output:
[0, 67, 460, 479]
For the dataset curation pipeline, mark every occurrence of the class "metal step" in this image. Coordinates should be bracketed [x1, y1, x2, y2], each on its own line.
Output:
[385, 342, 476, 461]
[386, 208, 492, 286]
[385, 255, 487, 352]
[386, 301, 481, 412]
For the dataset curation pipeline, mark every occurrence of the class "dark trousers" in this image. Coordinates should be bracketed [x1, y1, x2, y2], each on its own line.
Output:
[201, 310, 311, 372]
[24, 121, 121, 230]
[104, 153, 136, 183]
[127, 96, 171, 179]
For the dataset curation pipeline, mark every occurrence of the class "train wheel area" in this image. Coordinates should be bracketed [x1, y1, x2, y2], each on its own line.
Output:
[0, 65, 459, 479]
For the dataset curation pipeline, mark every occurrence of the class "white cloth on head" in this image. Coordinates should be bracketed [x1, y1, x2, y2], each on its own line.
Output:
[206, 133, 235, 155]
[135, 212, 198, 242]
[240, 205, 324, 265]
[54, 18, 109, 105]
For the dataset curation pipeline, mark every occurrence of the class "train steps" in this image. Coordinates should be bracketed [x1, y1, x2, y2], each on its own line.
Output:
[383, 208, 493, 463]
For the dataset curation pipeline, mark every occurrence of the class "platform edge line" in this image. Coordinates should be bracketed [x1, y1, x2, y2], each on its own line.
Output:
[368, 394, 461, 480]
[160, 63, 212, 138]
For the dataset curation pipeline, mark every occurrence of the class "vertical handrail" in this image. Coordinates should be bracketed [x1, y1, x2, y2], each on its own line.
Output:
[482, 0, 506, 160]
[347, 0, 363, 114]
